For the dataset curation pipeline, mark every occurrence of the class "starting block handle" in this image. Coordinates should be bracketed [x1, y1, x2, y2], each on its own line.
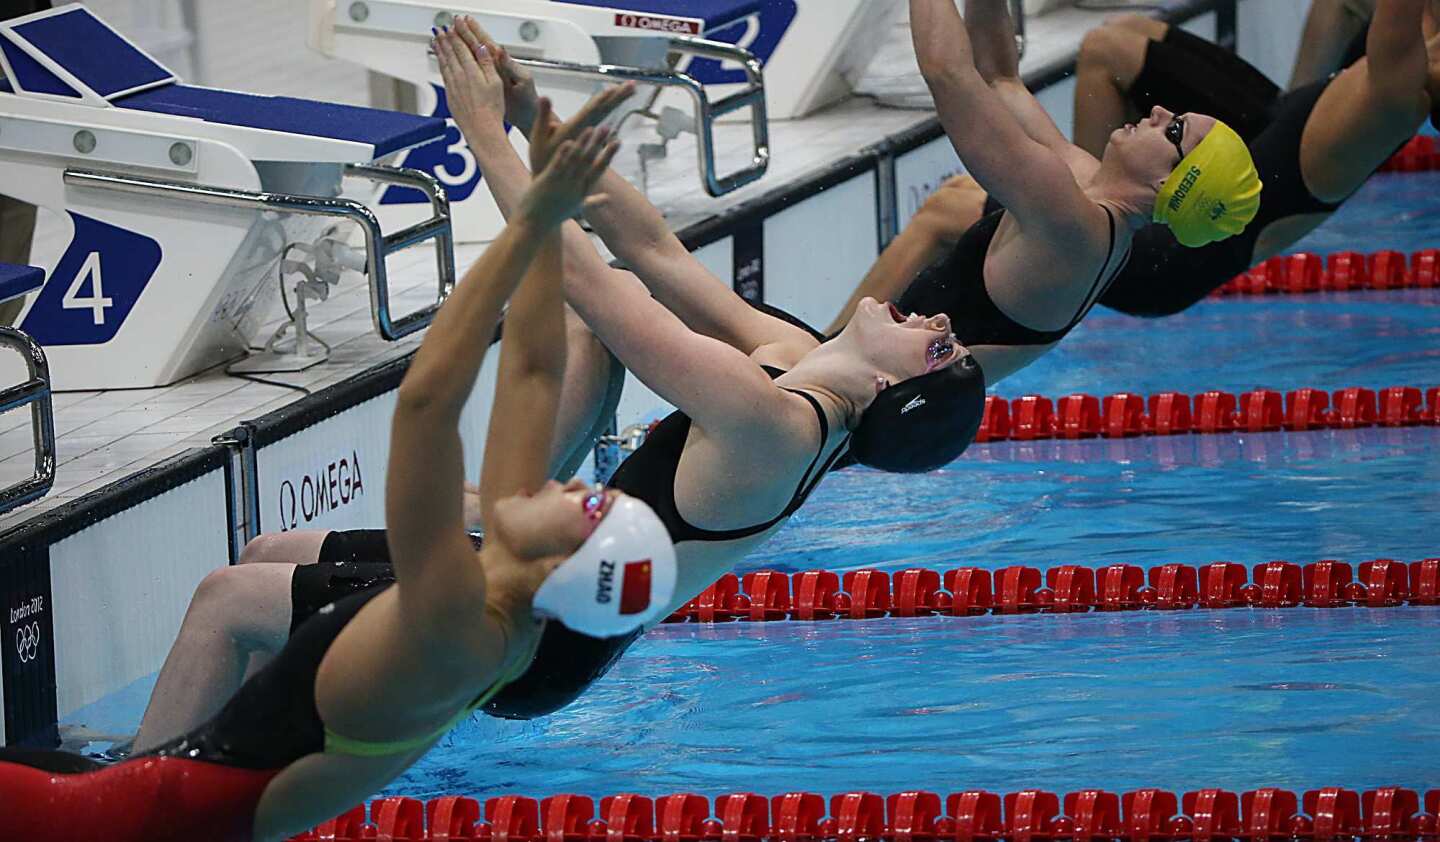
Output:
[668, 34, 769, 196]
[0, 327, 55, 516]
[515, 35, 770, 197]
[344, 163, 457, 340]
[62, 166, 457, 343]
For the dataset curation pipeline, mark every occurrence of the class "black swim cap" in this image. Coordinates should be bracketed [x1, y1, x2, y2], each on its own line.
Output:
[848, 354, 986, 473]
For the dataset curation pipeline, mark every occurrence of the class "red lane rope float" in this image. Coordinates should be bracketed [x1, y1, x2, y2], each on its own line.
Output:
[1378, 134, 1440, 172]
[288, 787, 1440, 842]
[972, 387, 1439, 443]
[663, 558, 1440, 623]
[1210, 249, 1440, 298]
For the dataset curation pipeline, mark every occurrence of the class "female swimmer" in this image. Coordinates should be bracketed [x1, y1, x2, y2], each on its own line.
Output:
[858, 0, 1436, 319]
[130, 3, 1258, 747]
[0, 80, 678, 842]
[131, 13, 990, 748]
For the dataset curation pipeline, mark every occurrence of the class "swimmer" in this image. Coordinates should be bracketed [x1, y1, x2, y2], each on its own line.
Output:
[129, 0, 1255, 747]
[131, 0, 1242, 746]
[0, 79, 677, 842]
[856, 0, 1438, 321]
[832, 0, 1259, 363]
[129, 14, 999, 748]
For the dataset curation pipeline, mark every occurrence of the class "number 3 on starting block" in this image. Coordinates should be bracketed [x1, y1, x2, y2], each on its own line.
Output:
[380, 85, 487, 206]
[22, 213, 161, 346]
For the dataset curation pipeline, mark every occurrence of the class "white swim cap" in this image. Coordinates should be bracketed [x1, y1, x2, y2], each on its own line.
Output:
[531, 494, 677, 638]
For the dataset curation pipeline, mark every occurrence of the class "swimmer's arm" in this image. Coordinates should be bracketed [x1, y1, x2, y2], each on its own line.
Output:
[462, 115, 619, 291]
[910, 0, 1095, 232]
[440, 21, 624, 296]
[963, 0, 1099, 174]
[1289, 0, 1372, 88]
[451, 19, 807, 354]
[387, 210, 547, 591]
[563, 262, 793, 436]
[579, 166, 814, 355]
[470, 116, 802, 355]
[478, 229, 566, 528]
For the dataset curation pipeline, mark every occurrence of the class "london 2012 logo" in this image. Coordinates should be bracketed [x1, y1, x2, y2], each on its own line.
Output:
[15, 621, 40, 664]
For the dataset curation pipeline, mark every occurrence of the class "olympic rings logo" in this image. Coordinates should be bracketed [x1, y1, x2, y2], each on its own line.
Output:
[15, 622, 39, 664]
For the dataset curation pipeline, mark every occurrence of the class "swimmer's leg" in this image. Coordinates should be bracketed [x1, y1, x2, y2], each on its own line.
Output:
[133, 562, 297, 752]
[1290, 0, 1374, 89]
[1074, 16, 1166, 157]
[548, 305, 625, 481]
[1299, 0, 1432, 202]
[825, 175, 989, 335]
[236, 530, 331, 565]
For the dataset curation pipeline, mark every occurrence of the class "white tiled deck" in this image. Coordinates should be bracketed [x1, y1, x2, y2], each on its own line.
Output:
[0, 4, 1128, 531]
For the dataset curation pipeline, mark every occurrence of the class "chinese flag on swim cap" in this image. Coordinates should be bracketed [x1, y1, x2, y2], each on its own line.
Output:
[620, 560, 652, 615]
[531, 495, 677, 637]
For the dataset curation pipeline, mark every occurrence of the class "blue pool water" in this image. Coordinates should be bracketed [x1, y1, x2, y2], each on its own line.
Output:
[62, 172, 1440, 804]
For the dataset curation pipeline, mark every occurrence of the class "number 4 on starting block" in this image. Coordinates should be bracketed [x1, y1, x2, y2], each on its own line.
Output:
[60, 251, 114, 325]
[21, 212, 161, 345]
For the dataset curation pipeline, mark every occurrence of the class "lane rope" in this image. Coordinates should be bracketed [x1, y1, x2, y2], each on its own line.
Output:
[665, 558, 1440, 623]
[1378, 134, 1440, 173]
[972, 388, 1439, 443]
[289, 787, 1440, 841]
[1210, 249, 1440, 298]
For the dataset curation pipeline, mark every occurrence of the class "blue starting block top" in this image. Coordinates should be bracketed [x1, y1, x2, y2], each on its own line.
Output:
[0, 5, 445, 158]
[9, 7, 171, 99]
[0, 264, 44, 303]
[553, 0, 762, 31]
[117, 86, 446, 159]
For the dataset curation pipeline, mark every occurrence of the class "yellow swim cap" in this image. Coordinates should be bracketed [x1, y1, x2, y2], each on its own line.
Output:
[1153, 121, 1262, 248]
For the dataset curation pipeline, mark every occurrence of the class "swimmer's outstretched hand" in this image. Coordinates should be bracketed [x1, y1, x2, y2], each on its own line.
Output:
[432, 23, 506, 135]
[454, 17, 542, 134]
[519, 93, 624, 224]
[528, 81, 634, 169]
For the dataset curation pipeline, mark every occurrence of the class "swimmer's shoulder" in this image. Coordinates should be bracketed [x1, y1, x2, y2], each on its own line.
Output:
[749, 336, 821, 371]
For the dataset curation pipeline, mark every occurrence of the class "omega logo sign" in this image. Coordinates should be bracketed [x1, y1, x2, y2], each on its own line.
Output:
[277, 449, 366, 531]
[613, 12, 700, 35]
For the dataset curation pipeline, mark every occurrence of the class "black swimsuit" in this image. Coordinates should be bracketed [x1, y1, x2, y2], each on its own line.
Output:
[144, 584, 384, 769]
[1096, 19, 1397, 317]
[1100, 78, 1348, 317]
[899, 205, 1130, 346]
[291, 351, 844, 720]
[484, 364, 847, 718]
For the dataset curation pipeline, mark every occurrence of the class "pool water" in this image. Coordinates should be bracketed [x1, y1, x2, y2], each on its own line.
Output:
[61, 172, 1440, 803]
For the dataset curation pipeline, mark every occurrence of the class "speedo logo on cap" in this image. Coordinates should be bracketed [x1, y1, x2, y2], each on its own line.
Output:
[901, 396, 927, 415]
[595, 559, 654, 615]
[1168, 165, 1202, 211]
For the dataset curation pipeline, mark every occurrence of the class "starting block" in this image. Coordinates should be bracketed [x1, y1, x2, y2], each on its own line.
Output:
[0, 5, 456, 389]
[310, 0, 902, 241]
[0, 263, 54, 515]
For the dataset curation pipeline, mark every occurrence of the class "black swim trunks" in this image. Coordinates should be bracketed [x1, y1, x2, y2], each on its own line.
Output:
[288, 529, 396, 635]
[288, 529, 631, 720]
